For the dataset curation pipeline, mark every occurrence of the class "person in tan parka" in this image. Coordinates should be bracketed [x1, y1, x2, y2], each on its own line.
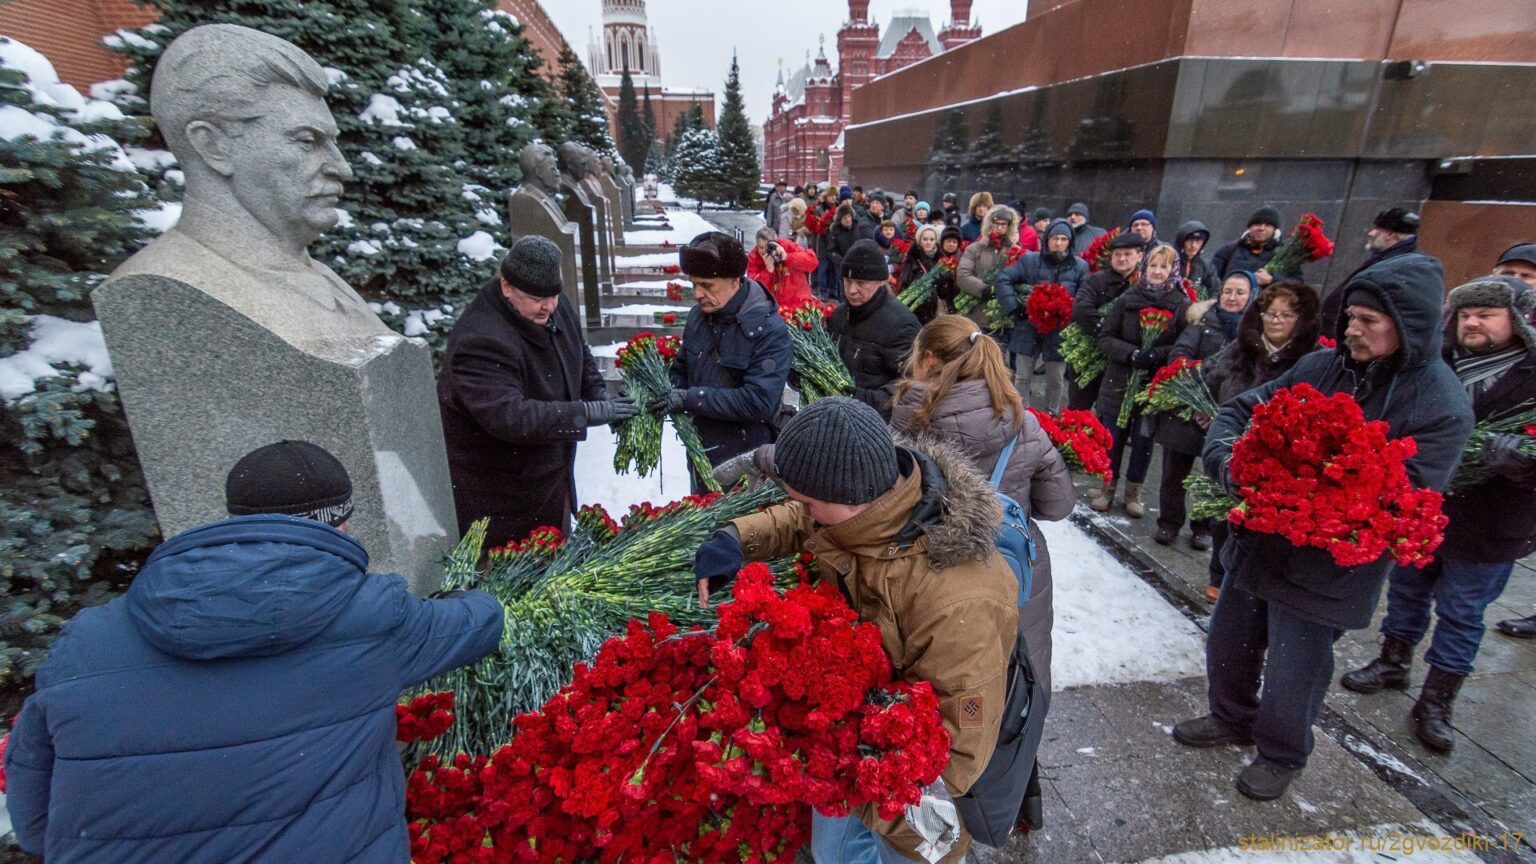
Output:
[956, 205, 1021, 330]
[695, 396, 1016, 863]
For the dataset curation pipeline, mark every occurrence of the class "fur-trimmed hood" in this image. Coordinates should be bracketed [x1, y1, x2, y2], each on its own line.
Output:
[889, 433, 1002, 569]
[1187, 297, 1218, 325]
[981, 205, 1020, 247]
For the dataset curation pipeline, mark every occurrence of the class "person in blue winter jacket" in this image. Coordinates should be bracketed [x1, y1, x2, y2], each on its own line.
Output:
[3, 440, 504, 864]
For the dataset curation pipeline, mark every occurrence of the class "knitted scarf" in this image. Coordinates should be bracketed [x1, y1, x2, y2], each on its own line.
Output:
[1454, 345, 1524, 398]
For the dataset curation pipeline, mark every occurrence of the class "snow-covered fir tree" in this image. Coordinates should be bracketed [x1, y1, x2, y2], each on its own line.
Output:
[714, 51, 759, 206]
[672, 126, 724, 204]
[615, 67, 648, 172]
[555, 43, 614, 157]
[0, 38, 160, 683]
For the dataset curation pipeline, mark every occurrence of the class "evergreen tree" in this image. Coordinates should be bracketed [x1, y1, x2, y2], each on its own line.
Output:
[672, 126, 724, 204]
[529, 53, 575, 145]
[0, 39, 160, 682]
[641, 85, 657, 152]
[615, 67, 647, 172]
[413, 0, 548, 195]
[556, 43, 613, 156]
[714, 51, 760, 206]
[644, 138, 665, 177]
[106, 0, 498, 315]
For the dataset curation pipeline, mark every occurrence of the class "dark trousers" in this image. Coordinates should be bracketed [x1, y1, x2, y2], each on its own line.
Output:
[1207, 520, 1231, 589]
[1099, 409, 1154, 486]
[1207, 584, 1343, 769]
[1067, 375, 1100, 412]
[1158, 449, 1212, 534]
[1381, 557, 1515, 676]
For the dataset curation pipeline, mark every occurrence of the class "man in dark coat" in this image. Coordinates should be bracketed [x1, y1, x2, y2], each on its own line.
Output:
[1067, 232, 1142, 410]
[4, 441, 503, 863]
[1175, 220, 1218, 297]
[826, 239, 921, 418]
[652, 231, 793, 479]
[438, 237, 632, 549]
[1212, 206, 1282, 283]
[1066, 201, 1107, 256]
[1341, 275, 1536, 753]
[1176, 254, 1473, 801]
[998, 218, 1090, 412]
[824, 202, 874, 302]
[1319, 207, 1434, 340]
[1492, 242, 1536, 293]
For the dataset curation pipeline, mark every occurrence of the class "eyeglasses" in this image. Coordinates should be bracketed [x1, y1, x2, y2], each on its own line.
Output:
[1260, 311, 1298, 322]
[1219, 288, 1249, 297]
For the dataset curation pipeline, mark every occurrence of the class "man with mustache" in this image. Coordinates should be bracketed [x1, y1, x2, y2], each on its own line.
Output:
[1176, 254, 1472, 801]
[1341, 275, 1536, 752]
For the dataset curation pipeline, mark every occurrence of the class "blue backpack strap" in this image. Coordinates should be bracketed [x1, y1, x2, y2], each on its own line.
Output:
[990, 433, 1019, 489]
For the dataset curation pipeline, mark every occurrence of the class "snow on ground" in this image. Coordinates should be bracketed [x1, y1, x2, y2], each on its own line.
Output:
[1134, 820, 1484, 863]
[615, 252, 680, 270]
[574, 422, 693, 516]
[603, 303, 688, 317]
[1042, 515, 1206, 690]
[623, 209, 713, 245]
[590, 341, 621, 360]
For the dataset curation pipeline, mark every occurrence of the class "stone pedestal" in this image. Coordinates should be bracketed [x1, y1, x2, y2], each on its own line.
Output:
[578, 177, 617, 291]
[600, 173, 631, 237]
[94, 274, 456, 593]
[561, 180, 604, 327]
[507, 185, 582, 316]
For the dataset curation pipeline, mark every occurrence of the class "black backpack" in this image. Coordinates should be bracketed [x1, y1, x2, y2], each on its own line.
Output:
[951, 630, 1047, 848]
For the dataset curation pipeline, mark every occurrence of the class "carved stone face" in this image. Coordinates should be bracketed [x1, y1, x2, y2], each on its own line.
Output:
[521, 143, 561, 193]
[559, 142, 601, 180]
[209, 87, 351, 246]
[601, 155, 616, 174]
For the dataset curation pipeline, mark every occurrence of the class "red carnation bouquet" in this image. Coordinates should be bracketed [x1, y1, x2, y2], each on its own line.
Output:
[1080, 227, 1123, 273]
[404, 564, 951, 864]
[887, 237, 912, 268]
[1116, 307, 1175, 428]
[1317, 334, 1337, 350]
[666, 281, 687, 301]
[782, 301, 854, 403]
[1262, 213, 1335, 277]
[614, 332, 717, 490]
[397, 692, 457, 744]
[897, 255, 957, 312]
[663, 264, 682, 274]
[1137, 357, 1218, 420]
[1225, 383, 1446, 567]
[1030, 408, 1114, 483]
[1025, 283, 1075, 335]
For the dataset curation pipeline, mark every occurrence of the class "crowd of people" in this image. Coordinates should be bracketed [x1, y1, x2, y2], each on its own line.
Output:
[9, 173, 1536, 861]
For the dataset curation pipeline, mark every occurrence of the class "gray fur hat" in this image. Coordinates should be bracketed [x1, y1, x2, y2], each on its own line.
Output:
[500, 236, 563, 297]
[1446, 275, 1536, 349]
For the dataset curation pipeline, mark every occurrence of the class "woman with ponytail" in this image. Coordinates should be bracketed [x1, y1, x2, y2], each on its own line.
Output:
[891, 315, 1076, 696]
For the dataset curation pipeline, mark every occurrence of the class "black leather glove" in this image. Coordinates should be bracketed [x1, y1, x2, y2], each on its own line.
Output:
[694, 528, 744, 608]
[1482, 433, 1536, 484]
[1131, 349, 1161, 370]
[583, 397, 639, 427]
[648, 389, 687, 417]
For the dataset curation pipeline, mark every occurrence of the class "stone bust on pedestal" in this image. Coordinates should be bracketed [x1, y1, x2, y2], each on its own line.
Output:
[506, 142, 581, 315]
[93, 24, 457, 591]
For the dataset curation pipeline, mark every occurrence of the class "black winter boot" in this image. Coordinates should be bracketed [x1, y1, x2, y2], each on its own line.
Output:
[1340, 636, 1413, 694]
[1410, 666, 1465, 753]
[1496, 613, 1536, 639]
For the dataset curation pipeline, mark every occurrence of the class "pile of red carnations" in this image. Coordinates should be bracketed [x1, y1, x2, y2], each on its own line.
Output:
[1029, 408, 1114, 483]
[1025, 283, 1074, 335]
[666, 281, 687, 301]
[1227, 383, 1446, 567]
[397, 692, 457, 745]
[404, 563, 950, 864]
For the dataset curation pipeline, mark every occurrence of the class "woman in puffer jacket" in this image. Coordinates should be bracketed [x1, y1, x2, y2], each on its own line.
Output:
[890, 314, 1076, 696]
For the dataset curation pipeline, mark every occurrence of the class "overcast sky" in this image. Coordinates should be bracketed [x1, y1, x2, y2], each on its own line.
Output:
[540, 1, 1032, 126]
